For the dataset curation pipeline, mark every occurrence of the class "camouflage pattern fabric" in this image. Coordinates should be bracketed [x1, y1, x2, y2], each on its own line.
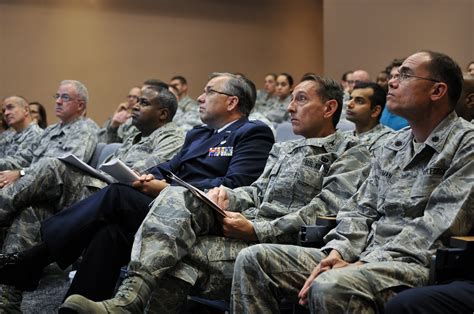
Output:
[231, 111, 474, 313]
[98, 117, 139, 144]
[254, 90, 277, 114]
[231, 244, 427, 313]
[263, 95, 291, 125]
[0, 121, 184, 253]
[29, 117, 99, 165]
[109, 121, 184, 173]
[131, 131, 370, 311]
[0, 123, 43, 170]
[173, 106, 201, 133]
[178, 95, 197, 113]
[322, 112, 474, 266]
[346, 123, 394, 154]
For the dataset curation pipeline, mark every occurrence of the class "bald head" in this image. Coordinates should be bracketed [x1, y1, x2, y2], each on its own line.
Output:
[353, 70, 371, 82]
[2, 96, 31, 132]
[348, 70, 371, 93]
[455, 75, 474, 121]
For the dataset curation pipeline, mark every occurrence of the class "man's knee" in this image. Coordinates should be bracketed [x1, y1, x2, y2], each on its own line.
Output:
[235, 245, 264, 269]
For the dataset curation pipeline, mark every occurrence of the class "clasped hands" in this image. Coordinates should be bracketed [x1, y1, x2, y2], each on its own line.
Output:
[298, 250, 364, 306]
[0, 170, 21, 188]
[132, 173, 169, 197]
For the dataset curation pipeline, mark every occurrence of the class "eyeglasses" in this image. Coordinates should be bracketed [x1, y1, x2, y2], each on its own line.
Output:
[389, 72, 441, 83]
[203, 87, 234, 97]
[53, 93, 76, 102]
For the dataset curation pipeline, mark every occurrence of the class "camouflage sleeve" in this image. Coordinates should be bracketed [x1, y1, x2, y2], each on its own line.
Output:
[102, 118, 137, 144]
[251, 145, 371, 244]
[320, 160, 381, 262]
[360, 134, 474, 265]
[131, 131, 185, 173]
[0, 127, 43, 170]
[63, 125, 98, 163]
[225, 143, 280, 212]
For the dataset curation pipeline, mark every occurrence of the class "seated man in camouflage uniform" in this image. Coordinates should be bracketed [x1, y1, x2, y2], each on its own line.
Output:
[0, 80, 98, 191]
[97, 86, 141, 143]
[0, 85, 184, 312]
[0, 73, 274, 311]
[60, 75, 371, 313]
[345, 82, 393, 152]
[100, 79, 170, 143]
[169, 76, 202, 132]
[0, 96, 43, 171]
[231, 51, 474, 313]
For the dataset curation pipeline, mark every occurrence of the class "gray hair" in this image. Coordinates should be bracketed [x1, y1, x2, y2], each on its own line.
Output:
[61, 80, 89, 105]
[209, 72, 255, 116]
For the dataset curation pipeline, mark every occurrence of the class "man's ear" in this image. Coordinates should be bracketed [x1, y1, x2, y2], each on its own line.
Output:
[370, 105, 382, 119]
[77, 100, 86, 113]
[324, 99, 338, 120]
[430, 82, 448, 102]
[159, 108, 170, 121]
[465, 92, 474, 108]
[227, 96, 240, 112]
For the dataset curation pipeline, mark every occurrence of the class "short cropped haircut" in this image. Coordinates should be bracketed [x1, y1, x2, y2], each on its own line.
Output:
[353, 82, 386, 121]
[301, 74, 343, 127]
[385, 58, 405, 74]
[143, 79, 169, 89]
[61, 80, 89, 105]
[170, 76, 187, 85]
[421, 50, 463, 106]
[6, 95, 29, 108]
[209, 72, 255, 117]
[145, 85, 178, 121]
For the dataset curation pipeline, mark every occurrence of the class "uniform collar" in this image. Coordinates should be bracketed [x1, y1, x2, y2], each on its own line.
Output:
[386, 111, 458, 154]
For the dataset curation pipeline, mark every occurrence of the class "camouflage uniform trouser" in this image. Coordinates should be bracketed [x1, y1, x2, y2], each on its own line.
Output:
[231, 244, 429, 314]
[0, 157, 107, 253]
[0, 158, 106, 311]
[130, 187, 256, 313]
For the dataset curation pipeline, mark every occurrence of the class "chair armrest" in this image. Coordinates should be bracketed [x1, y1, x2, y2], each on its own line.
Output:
[298, 216, 337, 248]
[429, 236, 474, 284]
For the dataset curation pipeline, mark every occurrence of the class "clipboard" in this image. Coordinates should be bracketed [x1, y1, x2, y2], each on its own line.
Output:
[167, 172, 228, 217]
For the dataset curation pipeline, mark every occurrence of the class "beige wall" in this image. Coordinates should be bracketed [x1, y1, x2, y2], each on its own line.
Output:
[1, 0, 472, 126]
[0, 0, 323, 125]
[323, 0, 473, 81]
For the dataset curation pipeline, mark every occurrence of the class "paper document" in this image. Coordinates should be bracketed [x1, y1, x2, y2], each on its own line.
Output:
[99, 158, 140, 183]
[58, 154, 113, 184]
[167, 172, 228, 217]
[58, 154, 139, 184]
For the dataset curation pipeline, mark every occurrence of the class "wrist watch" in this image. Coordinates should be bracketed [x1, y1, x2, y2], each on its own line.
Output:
[19, 169, 26, 177]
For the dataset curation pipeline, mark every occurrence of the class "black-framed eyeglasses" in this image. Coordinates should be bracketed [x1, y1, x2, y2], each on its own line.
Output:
[53, 93, 76, 102]
[389, 72, 441, 83]
[204, 87, 234, 97]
